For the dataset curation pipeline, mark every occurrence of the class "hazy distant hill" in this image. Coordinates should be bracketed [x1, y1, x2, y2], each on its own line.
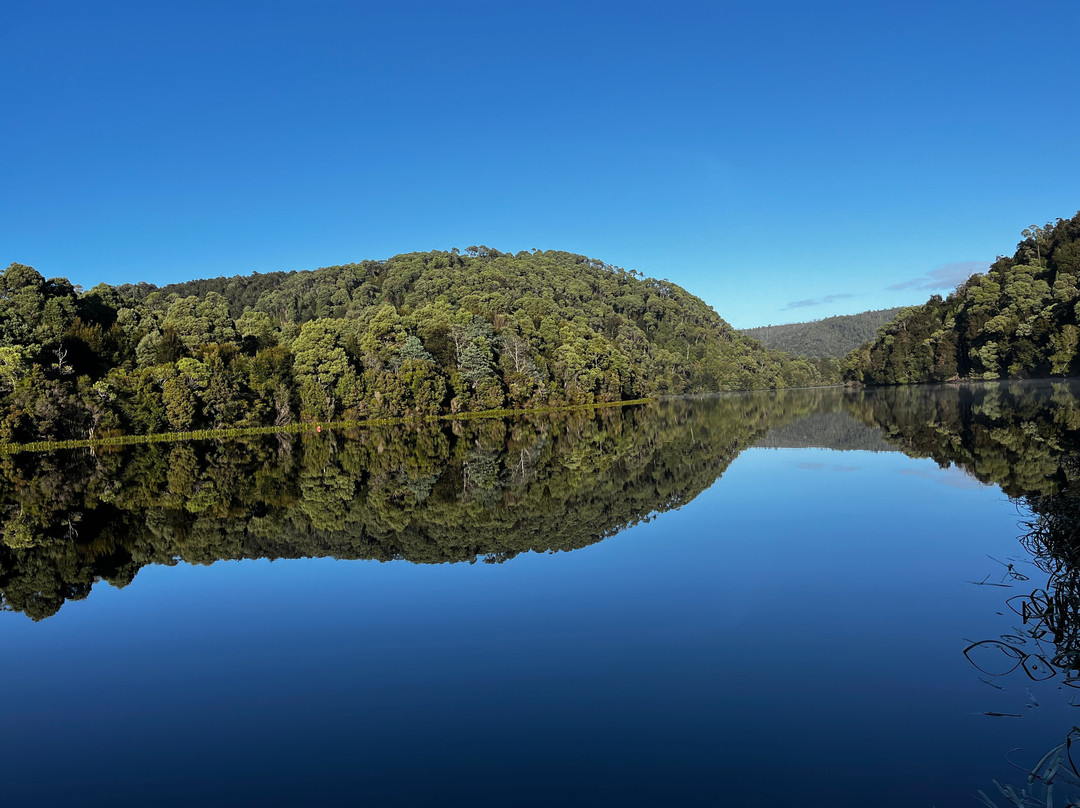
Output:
[754, 411, 894, 452]
[741, 308, 903, 358]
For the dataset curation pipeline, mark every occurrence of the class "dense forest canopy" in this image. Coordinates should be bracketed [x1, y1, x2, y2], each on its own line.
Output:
[846, 211, 1080, 385]
[741, 308, 903, 358]
[0, 249, 829, 444]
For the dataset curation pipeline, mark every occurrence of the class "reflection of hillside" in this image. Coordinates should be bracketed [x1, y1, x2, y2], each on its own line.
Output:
[0, 392, 826, 620]
[754, 411, 894, 452]
[8, 381, 1078, 622]
[840, 380, 1080, 801]
[842, 380, 1080, 497]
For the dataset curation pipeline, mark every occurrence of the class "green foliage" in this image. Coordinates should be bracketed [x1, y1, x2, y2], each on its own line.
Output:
[741, 308, 904, 358]
[847, 211, 1080, 385]
[0, 250, 832, 443]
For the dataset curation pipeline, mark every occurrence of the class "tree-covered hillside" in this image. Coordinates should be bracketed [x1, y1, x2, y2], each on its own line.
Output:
[846, 212, 1080, 384]
[741, 308, 903, 358]
[0, 248, 827, 443]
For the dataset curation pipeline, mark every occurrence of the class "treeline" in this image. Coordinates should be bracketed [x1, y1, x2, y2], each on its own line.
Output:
[0, 248, 829, 444]
[741, 307, 903, 359]
[0, 393, 826, 620]
[846, 212, 1080, 384]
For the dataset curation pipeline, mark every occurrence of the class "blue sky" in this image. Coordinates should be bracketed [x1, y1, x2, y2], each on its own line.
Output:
[3, 0, 1078, 328]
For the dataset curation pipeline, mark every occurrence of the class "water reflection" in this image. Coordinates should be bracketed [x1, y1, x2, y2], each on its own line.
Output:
[836, 380, 1080, 806]
[843, 379, 1080, 497]
[4, 382, 1080, 622]
[0, 390, 836, 620]
[4, 381, 1080, 803]
[959, 477, 1080, 806]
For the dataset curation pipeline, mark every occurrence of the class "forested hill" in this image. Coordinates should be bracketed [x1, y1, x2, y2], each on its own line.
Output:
[0, 248, 827, 444]
[740, 308, 903, 358]
[846, 212, 1080, 385]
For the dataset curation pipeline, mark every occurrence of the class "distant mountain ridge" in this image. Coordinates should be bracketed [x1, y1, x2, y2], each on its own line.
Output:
[753, 410, 894, 452]
[740, 308, 903, 358]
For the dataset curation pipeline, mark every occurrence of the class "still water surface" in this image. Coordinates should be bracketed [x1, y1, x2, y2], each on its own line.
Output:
[2, 382, 1079, 806]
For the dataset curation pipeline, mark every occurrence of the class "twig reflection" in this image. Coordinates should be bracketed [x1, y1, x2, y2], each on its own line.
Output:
[969, 481, 1080, 806]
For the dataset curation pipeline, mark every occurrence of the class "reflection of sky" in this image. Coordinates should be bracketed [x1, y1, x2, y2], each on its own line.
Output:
[898, 464, 988, 490]
[796, 461, 862, 472]
[0, 447, 1063, 806]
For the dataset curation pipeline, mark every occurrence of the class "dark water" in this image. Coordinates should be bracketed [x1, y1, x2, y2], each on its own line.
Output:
[3, 382, 1080, 806]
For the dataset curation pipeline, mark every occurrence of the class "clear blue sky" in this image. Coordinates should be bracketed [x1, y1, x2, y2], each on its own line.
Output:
[3, 0, 1078, 327]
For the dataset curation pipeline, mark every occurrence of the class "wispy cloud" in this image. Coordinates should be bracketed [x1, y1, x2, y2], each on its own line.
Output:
[888, 261, 988, 292]
[782, 293, 853, 310]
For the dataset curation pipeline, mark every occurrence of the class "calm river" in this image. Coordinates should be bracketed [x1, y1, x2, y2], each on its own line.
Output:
[2, 381, 1078, 806]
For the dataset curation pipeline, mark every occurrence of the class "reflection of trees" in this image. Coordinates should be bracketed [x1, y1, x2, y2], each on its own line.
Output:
[0, 390, 833, 620]
[854, 381, 1080, 807]
[1015, 484, 1080, 683]
[833, 380, 1080, 805]
[842, 380, 1080, 497]
[964, 488, 1080, 807]
[7, 379, 1080, 627]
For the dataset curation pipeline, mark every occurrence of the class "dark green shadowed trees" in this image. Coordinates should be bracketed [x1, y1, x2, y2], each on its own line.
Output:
[846, 211, 1080, 385]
